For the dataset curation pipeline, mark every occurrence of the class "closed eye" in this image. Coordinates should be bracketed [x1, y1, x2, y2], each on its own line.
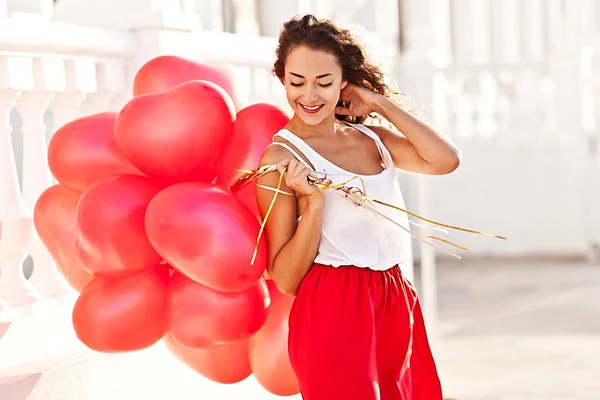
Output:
[289, 82, 334, 87]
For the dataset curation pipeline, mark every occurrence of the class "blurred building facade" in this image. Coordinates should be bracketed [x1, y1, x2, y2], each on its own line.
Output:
[1, 0, 600, 397]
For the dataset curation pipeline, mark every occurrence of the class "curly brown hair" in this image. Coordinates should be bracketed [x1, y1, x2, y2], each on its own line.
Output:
[272, 14, 397, 124]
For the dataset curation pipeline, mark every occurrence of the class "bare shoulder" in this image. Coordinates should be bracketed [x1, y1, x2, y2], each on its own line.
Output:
[365, 124, 396, 140]
[258, 141, 294, 168]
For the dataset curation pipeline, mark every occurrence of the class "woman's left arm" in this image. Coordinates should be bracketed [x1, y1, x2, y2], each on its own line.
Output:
[369, 96, 461, 175]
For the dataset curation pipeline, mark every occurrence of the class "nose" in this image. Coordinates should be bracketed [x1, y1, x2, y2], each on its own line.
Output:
[304, 86, 318, 103]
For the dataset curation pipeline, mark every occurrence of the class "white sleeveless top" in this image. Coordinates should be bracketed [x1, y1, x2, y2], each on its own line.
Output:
[270, 122, 412, 272]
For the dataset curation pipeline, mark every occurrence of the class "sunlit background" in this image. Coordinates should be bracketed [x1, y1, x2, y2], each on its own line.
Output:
[1, 0, 599, 399]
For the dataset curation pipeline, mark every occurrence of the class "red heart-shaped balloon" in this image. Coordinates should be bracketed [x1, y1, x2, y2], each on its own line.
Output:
[218, 103, 290, 217]
[48, 112, 144, 193]
[75, 175, 164, 279]
[249, 280, 300, 396]
[168, 272, 269, 349]
[145, 182, 266, 293]
[115, 80, 235, 185]
[133, 55, 240, 109]
[72, 266, 170, 353]
[33, 184, 93, 292]
[163, 334, 251, 384]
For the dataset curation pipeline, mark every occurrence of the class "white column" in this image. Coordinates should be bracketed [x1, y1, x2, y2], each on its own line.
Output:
[257, 0, 307, 37]
[231, 0, 260, 35]
[584, 51, 600, 258]
[547, 1, 582, 138]
[195, 0, 224, 31]
[521, 0, 546, 62]
[397, 0, 453, 337]
[449, 0, 474, 64]
[489, 0, 521, 63]
[330, 0, 367, 22]
[0, 91, 41, 315]
[6, 0, 53, 16]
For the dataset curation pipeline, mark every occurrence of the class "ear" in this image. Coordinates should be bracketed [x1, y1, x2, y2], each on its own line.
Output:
[341, 81, 348, 90]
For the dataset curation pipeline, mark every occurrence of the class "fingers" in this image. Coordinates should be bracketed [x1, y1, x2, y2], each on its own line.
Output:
[274, 159, 300, 176]
[270, 158, 320, 197]
[335, 106, 351, 116]
[285, 160, 307, 188]
[275, 159, 290, 174]
[274, 159, 311, 189]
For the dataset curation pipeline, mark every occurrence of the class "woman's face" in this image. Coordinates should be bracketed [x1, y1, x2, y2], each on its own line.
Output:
[283, 46, 347, 126]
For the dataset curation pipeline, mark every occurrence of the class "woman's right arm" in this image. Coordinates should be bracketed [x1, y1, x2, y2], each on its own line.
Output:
[255, 147, 324, 296]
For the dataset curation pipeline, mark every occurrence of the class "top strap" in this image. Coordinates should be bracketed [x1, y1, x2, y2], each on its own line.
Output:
[272, 130, 322, 170]
[342, 121, 394, 170]
[267, 142, 313, 169]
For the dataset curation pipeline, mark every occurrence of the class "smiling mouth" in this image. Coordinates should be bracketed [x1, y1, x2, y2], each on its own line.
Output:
[300, 103, 325, 113]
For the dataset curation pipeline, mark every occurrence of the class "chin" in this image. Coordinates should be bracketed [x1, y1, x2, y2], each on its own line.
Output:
[294, 106, 333, 126]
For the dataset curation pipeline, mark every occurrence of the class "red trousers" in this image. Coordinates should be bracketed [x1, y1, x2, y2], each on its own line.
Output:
[288, 264, 442, 400]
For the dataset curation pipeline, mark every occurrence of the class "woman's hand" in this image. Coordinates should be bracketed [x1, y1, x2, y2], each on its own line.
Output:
[275, 159, 322, 201]
[335, 83, 383, 117]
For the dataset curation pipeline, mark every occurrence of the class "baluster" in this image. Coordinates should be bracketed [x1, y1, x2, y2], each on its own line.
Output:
[431, 72, 452, 134]
[50, 93, 86, 130]
[493, 71, 516, 139]
[53, 59, 89, 126]
[17, 90, 75, 298]
[80, 92, 115, 117]
[453, 75, 476, 139]
[0, 90, 41, 317]
[60, 58, 101, 118]
[96, 61, 128, 112]
[0, 56, 42, 317]
[14, 58, 75, 299]
[476, 72, 499, 139]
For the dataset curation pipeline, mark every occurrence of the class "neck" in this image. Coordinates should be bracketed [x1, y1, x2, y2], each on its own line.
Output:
[286, 113, 339, 137]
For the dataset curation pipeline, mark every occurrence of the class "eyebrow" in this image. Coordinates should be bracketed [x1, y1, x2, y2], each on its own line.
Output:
[289, 72, 333, 79]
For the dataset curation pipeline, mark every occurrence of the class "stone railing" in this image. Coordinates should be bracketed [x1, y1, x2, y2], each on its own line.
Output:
[0, 10, 137, 324]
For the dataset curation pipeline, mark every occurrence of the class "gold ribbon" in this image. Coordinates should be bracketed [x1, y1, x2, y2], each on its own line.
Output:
[231, 165, 506, 264]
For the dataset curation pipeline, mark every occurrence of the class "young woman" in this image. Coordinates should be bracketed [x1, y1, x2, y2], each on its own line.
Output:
[256, 14, 460, 400]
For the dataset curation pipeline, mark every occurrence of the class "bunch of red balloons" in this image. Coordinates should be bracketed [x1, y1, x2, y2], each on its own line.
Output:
[33, 55, 298, 396]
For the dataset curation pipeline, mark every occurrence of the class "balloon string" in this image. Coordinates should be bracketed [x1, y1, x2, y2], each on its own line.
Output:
[230, 165, 506, 265]
[250, 166, 287, 265]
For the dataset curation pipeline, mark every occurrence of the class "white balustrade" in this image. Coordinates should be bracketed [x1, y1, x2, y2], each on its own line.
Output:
[0, 1, 137, 321]
[0, 0, 294, 325]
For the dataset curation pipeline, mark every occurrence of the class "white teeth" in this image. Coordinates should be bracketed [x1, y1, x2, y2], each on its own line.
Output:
[302, 105, 321, 110]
